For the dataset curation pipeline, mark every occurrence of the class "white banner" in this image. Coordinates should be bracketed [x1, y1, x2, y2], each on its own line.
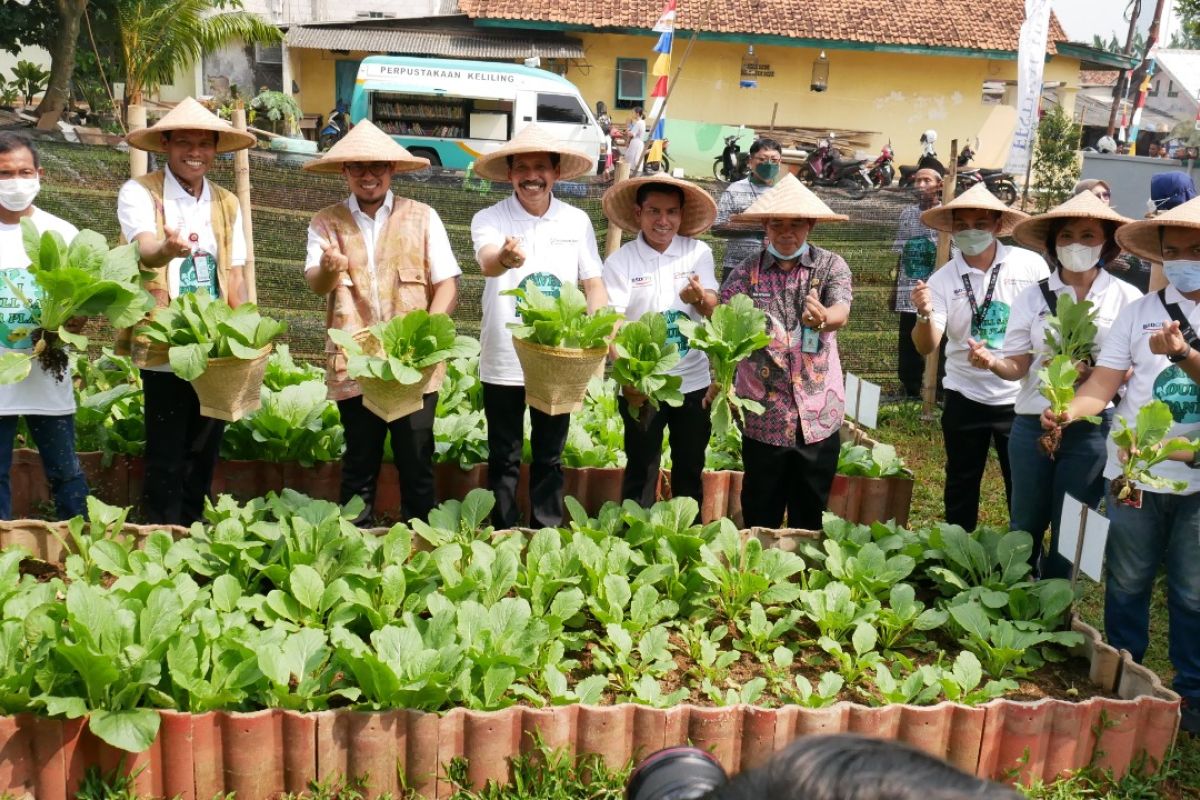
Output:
[1004, 0, 1055, 176]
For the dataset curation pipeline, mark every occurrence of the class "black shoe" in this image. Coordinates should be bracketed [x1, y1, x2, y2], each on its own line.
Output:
[1182, 699, 1200, 736]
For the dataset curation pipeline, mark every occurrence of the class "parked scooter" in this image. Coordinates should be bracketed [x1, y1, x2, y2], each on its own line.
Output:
[713, 134, 750, 182]
[799, 135, 872, 199]
[318, 102, 349, 151]
[898, 129, 944, 187]
[955, 144, 1018, 205]
[868, 141, 895, 188]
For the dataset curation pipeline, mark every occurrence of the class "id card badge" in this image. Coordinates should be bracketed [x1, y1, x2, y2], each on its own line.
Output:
[801, 326, 821, 354]
[193, 253, 211, 285]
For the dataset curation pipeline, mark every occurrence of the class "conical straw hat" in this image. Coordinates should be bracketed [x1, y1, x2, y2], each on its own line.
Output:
[472, 123, 594, 182]
[602, 174, 717, 237]
[920, 182, 1029, 236]
[1116, 194, 1200, 262]
[125, 97, 256, 154]
[729, 173, 849, 223]
[1012, 191, 1131, 253]
[302, 120, 430, 173]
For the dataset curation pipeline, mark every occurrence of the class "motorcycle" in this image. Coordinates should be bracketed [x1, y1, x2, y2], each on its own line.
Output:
[713, 134, 749, 183]
[868, 141, 895, 188]
[318, 104, 349, 151]
[644, 138, 672, 175]
[954, 144, 1018, 205]
[798, 135, 872, 199]
[898, 129, 944, 187]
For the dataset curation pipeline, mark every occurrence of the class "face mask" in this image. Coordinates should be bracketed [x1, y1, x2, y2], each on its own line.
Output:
[1163, 260, 1200, 293]
[1056, 243, 1103, 273]
[952, 228, 994, 257]
[767, 241, 808, 261]
[753, 162, 780, 184]
[0, 177, 39, 212]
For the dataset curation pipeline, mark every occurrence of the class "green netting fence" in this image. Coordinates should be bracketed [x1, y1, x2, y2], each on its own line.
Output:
[35, 140, 915, 393]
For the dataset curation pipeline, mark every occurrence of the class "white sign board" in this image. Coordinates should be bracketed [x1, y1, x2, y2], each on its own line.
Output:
[1004, 0, 1054, 176]
[843, 373, 881, 429]
[1058, 494, 1109, 583]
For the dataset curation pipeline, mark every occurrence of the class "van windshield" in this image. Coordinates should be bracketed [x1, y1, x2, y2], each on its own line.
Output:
[536, 93, 588, 125]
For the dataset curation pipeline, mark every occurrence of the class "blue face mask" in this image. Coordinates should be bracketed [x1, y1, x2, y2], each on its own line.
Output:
[1163, 260, 1200, 293]
[767, 241, 808, 261]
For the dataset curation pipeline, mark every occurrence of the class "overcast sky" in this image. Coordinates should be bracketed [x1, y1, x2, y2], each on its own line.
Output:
[1055, 0, 1175, 43]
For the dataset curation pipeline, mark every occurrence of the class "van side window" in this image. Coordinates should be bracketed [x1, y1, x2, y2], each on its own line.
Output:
[536, 93, 588, 125]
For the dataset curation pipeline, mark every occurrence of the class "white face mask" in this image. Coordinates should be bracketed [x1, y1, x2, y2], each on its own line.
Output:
[1163, 260, 1200, 293]
[1056, 242, 1103, 273]
[952, 228, 995, 257]
[0, 177, 40, 212]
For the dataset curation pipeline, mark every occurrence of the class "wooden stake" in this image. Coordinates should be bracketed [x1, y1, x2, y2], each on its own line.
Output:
[127, 104, 147, 179]
[768, 102, 778, 133]
[232, 103, 257, 304]
[604, 160, 631, 258]
[922, 139, 959, 419]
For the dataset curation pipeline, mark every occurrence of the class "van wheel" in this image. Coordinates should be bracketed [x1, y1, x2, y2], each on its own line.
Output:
[407, 149, 440, 182]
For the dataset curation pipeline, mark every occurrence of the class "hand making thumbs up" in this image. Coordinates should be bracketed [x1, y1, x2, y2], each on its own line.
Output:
[319, 229, 350, 276]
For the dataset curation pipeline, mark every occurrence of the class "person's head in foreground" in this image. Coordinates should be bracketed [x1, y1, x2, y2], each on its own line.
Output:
[1118, 195, 1200, 294]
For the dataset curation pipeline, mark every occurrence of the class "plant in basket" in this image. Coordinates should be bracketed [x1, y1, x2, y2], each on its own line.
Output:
[0, 220, 153, 385]
[611, 312, 683, 423]
[329, 310, 478, 421]
[1109, 399, 1193, 506]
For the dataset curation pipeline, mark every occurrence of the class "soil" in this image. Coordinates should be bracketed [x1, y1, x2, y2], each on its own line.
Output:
[17, 557, 65, 582]
[31, 329, 70, 382]
[1037, 427, 1062, 459]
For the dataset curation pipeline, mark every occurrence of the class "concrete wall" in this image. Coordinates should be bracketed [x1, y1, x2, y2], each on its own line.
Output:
[1080, 151, 1200, 219]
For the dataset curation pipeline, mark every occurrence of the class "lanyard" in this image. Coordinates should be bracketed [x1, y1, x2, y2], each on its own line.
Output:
[1159, 289, 1200, 348]
[961, 262, 1002, 329]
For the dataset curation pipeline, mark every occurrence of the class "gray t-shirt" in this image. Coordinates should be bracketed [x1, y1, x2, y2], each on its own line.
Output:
[715, 177, 769, 276]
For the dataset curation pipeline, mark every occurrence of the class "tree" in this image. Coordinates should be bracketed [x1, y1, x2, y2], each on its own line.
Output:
[114, 0, 281, 109]
[0, 0, 88, 121]
[1032, 106, 1082, 213]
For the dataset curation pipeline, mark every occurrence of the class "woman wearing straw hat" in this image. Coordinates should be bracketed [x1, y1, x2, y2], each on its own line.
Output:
[719, 174, 851, 530]
[601, 174, 719, 508]
[1042, 196, 1200, 735]
[116, 97, 256, 526]
[910, 183, 1048, 532]
[302, 120, 461, 525]
[470, 124, 608, 529]
[964, 192, 1140, 579]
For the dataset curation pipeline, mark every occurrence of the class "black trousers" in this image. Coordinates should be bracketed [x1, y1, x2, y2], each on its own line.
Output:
[141, 369, 225, 526]
[897, 312, 946, 399]
[619, 387, 711, 508]
[741, 430, 840, 530]
[338, 392, 436, 525]
[940, 389, 1014, 532]
[483, 382, 569, 529]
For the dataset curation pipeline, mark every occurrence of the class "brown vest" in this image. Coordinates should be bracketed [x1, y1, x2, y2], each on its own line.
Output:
[312, 196, 439, 400]
[115, 170, 241, 366]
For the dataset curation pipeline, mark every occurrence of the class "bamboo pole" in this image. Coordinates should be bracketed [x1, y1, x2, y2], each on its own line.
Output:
[635, 29, 699, 173]
[232, 103, 257, 304]
[128, 104, 148, 179]
[604, 160, 632, 258]
[768, 102, 778, 134]
[921, 139, 959, 419]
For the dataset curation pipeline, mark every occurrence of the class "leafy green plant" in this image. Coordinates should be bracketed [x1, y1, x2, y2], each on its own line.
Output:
[696, 524, 805, 623]
[677, 293, 771, 437]
[611, 312, 683, 421]
[1037, 355, 1100, 456]
[249, 89, 302, 135]
[1033, 105, 1082, 212]
[10, 59, 49, 106]
[836, 442, 911, 478]
[262, 344, 323, 389]
[1043, 294, 1099, 365]
[504, 283, 621, 350]
[138, 290, 286, 381]
[705, 423, 743, 471]
[562, 377, 625, 468]
[0, 75, 20, 107]
[1110, 399, 1194, 502]
[776, 667, 844, 709]
[221, 380, 345, 464]
[73, 350, 145, 460]
[434, 410, 489, 469]
[329, 311, 478, 385]
[0, 221, 152, 385]
[947, 601, 1082, 679]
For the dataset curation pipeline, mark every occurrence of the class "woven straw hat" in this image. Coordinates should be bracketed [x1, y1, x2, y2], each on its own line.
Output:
[125, 97, 256, 154]
[472, 123, 594, 182]
[729, 174, 849, 223]
[1116, 195, 1200, 262]
[920, 182, 1029, 236]
[602, 174, 717, 237]
[1012, 191, 1130, 253]
[302, 119, 430, 174]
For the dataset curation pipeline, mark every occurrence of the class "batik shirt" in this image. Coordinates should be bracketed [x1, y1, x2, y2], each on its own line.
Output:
[720, 246, 853, 447]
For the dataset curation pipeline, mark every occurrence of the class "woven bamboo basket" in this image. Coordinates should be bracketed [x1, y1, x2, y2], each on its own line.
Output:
[351, 329, 438, 422]
[190, 344, 272, 422]
[512, 336, 608, 415]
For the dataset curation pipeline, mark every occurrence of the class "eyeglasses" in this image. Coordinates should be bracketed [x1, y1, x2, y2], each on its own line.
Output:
[751, 155, 782, 165]
[344, 162, 391, 177]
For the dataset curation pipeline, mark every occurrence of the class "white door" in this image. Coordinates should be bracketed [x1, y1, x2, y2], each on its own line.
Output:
[528, 92, 601, 171]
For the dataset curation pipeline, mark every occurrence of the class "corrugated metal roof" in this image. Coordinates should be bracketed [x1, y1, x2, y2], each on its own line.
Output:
[285, 25, 584, 58]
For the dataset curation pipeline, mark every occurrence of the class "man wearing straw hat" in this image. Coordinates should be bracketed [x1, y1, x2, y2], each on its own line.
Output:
[910, 183, 1047, 532]
[302, 120, 461, 525]
[1042, 196, 1200, 735]
[470, 124, 608, 529]
[117, 97, 256, 525]
[720, 174, 852, 530]
[601, 174, 719, 508]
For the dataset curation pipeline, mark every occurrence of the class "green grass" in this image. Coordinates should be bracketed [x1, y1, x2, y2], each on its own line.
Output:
[876, 400, 1199, 799]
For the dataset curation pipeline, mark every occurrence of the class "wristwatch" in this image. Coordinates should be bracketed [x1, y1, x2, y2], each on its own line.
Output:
[916, 311, 932, 324]
[1167, 344, 1192, 364]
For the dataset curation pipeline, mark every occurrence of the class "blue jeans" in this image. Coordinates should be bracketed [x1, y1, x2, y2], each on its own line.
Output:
[1105, 490, 1200, 703]
[1008, 411, 1111, 580]
[0, 414, 89, 520]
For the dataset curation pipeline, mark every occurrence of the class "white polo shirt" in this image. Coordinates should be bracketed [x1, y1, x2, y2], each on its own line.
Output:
[0, 208, 79, 415]
[1002, 269, 1142, 415]
[603, 234, 717, 395]
[1096, 286, 1200, 494]
[927, 242, 1050, 405]
[303, 191, 460, 286]
[471, 194, 603, 386]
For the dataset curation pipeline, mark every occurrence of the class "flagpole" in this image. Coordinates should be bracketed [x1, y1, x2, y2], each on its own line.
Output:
[638, 30, 697, 173]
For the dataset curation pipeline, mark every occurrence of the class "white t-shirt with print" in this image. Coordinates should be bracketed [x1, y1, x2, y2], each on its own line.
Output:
[603, 234, 717, 395]
[1096, 286, 1200, 494]
[0, 208, 80, 415]
[927, 242, 1050, 405]
[1001, 269, 1142, 415]
[471, 194, 604, 386]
